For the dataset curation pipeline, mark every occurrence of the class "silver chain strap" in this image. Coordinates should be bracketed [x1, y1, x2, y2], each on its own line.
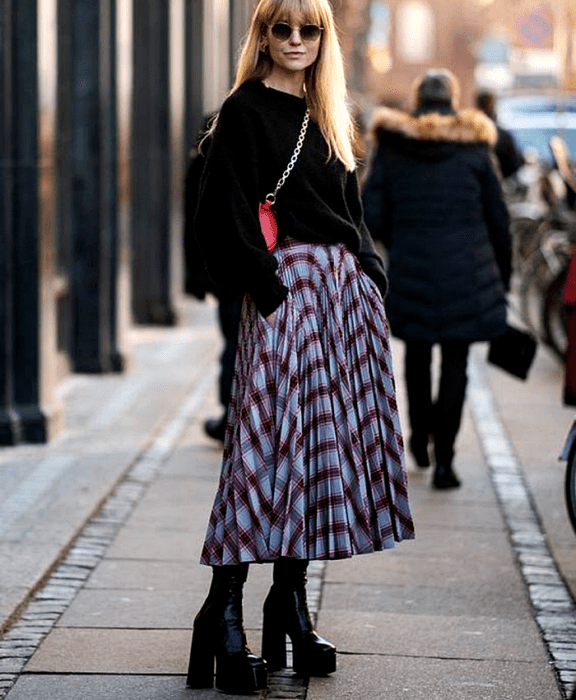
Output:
[265, 110, 310, 205]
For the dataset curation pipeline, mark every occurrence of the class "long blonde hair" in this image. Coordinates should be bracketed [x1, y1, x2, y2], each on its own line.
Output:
[229, 0, 357, 171]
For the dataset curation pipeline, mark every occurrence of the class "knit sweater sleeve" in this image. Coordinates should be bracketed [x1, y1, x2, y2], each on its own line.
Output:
[194, 93, 289, 317]
[346, 170, 388, 297]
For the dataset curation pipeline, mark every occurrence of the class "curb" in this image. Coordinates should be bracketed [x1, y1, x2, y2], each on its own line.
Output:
[469, 358, 576, 700]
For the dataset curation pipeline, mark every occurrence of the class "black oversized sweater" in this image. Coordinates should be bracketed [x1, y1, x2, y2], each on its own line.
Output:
[194, 80, 386, 317]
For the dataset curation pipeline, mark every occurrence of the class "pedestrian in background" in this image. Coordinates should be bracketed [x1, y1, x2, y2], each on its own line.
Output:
[183, 119, 242, 444]
[186, 0, 415, 693]
[363, 69, 511, 489]
[475, 89, 525, 179]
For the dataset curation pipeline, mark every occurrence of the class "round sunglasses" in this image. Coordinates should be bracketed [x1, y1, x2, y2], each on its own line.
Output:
[270, 22, 323, 43]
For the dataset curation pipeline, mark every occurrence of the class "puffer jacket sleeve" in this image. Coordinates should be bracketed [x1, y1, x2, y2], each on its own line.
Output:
[194, 94, 289, 317]
[479, 149, 512, 290]
[345, 169, 388, 297]
[361, 141, 393, 248]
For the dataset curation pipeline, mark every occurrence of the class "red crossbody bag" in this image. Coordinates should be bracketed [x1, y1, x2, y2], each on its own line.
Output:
[258, 110, 310, 252]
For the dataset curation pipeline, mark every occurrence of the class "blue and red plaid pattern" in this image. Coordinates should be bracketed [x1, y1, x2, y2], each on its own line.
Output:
[200, 238, 414, 565]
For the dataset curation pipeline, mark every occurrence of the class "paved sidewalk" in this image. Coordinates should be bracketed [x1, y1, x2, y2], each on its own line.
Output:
[0, 298, 574, 699]
[0, 298, 219, 636]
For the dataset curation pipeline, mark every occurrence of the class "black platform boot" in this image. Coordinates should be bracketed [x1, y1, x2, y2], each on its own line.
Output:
[262, 558, 336, 676]
[186, 564, 267, 694]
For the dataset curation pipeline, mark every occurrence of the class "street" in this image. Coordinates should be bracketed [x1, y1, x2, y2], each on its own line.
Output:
[0, 295, 574, 699]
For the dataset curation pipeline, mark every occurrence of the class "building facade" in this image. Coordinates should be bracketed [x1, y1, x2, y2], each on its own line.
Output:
[0, 0, 247, 444]
[476, 0, 576, 92]
[336, 0, 482, 110]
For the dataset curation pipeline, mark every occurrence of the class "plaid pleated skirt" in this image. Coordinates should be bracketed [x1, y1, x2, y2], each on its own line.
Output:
[200, 238, 414, 566]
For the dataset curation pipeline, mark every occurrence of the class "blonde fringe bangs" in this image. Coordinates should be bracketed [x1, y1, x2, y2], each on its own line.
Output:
[232, 0, 357, 171]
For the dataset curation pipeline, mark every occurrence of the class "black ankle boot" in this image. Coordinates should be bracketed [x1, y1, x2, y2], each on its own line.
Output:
[186, 564, 267, 694]
[204, 413, 227, 443]
[262, 559, 336, 676]
[432, 463, 461, 489]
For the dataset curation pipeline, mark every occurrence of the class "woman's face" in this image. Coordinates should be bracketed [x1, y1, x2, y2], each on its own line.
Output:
[264, 13, 321, 76]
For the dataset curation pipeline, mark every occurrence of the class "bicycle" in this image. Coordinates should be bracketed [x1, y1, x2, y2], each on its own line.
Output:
[561, 424, 576, 700]
[515, 137, 576, 360]
[517, 225, 573, 358]
[561, 420, 576, 536]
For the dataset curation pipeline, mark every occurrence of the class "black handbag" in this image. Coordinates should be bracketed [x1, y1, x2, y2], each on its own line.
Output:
[487, 323, 537, 380]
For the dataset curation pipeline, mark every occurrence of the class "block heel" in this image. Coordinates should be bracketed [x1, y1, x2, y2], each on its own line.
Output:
[262, 595, 288, 671]
[186, 622, 215, 688]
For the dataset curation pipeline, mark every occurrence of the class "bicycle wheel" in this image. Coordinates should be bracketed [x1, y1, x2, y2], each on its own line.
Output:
[542, 265, 568, 361]
[519, 250, 549, 335]
[565, 447, 576, 535]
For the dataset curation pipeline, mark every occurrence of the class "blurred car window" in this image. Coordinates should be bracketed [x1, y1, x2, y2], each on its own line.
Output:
[499, 95, 576, 115]
[497, 94, 576, 162]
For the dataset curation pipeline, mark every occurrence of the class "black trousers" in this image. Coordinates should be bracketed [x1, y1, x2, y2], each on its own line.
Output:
[404, 340, 470, 466]
[217, 296, 243, 409]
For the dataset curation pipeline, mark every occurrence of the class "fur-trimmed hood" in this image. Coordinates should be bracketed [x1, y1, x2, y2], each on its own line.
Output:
[370, 107, 497, 146]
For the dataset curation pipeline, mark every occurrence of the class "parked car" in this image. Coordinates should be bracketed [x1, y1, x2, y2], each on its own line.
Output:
[497, 94, 576, 163]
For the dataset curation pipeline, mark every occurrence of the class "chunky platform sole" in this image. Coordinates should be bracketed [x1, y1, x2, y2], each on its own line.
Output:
[187, 625, 267, 694]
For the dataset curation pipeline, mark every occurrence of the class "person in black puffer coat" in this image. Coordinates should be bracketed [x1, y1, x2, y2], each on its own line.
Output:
[362, 69, 511, 489]
[475, 90, 525, 179]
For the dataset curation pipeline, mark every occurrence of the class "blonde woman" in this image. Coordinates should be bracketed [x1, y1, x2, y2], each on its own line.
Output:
[187, 0, 414, 693]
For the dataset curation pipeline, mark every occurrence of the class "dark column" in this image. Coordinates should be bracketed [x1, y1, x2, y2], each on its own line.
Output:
[131, 0, 176, 325]
[185, 0, 204, 151]
[65, 0, 123, 372]
[0, 0, 23, 444]
[11, 0, 42, 440]
[7, 0, 58, 442]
